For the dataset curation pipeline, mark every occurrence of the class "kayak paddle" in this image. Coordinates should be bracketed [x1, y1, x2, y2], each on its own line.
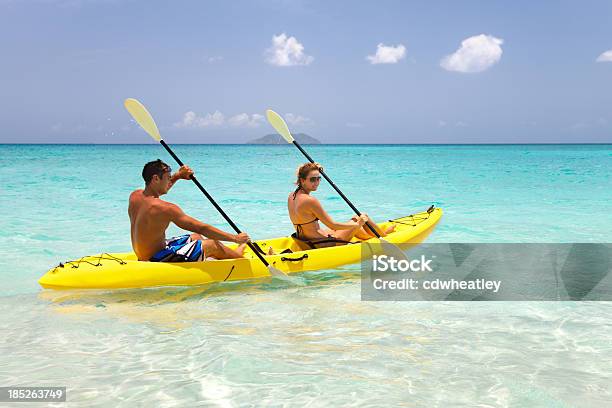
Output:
[265, 109, 409, 260]
[124, 98, 287, 278]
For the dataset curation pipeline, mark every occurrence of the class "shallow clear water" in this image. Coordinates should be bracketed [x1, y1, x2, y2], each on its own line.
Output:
[0, 144, 610, 406]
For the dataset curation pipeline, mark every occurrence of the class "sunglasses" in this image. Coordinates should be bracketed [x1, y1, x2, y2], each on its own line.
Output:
[309, 176, 322, 183]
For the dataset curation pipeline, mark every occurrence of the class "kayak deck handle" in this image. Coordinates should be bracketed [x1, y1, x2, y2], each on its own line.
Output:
[281, 254, 309, 262]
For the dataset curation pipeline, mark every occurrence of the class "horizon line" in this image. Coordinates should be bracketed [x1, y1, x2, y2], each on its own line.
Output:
[1, 142, 611, 146]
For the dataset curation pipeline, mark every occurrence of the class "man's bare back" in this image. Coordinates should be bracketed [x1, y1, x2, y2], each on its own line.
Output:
[129, 190, 174, 260]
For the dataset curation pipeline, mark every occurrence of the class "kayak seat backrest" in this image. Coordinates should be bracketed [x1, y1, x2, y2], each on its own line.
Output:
[290, 233, 354, 250]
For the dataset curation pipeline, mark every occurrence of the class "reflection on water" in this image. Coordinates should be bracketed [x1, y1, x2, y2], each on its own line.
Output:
[38, 268, 362, 330]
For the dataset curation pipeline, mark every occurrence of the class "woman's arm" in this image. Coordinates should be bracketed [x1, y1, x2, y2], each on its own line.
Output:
[309, 197, 363, 230]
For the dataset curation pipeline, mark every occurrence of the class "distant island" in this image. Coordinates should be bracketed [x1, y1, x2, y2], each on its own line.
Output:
[247, 133, 322, 144]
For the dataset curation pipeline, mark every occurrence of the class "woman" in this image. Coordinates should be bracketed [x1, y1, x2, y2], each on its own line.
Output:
[288, 162, 395, 248]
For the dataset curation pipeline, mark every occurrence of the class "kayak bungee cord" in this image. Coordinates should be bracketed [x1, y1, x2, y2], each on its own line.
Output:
[389, 205, 436, 227]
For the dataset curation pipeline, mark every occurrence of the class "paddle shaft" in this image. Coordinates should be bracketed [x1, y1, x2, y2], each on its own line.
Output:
[159, 140, 272, 267]
[291, 140, 381, 238]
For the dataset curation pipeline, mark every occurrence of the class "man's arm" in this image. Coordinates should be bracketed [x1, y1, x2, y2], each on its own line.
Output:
[167, 203, 247, 243]
[167, 165, 194, 192]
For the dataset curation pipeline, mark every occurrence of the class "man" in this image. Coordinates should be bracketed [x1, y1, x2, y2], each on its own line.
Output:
[129, 159, 249, 262]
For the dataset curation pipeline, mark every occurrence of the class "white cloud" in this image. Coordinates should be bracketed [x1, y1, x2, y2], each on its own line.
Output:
[207, 56, 224, 63]
[174, 111, 225, 128]
[438, 120, 447, 127]
[228, 113, 264, 128]
[174, 111, 266, 129]
[441, 34, 504, 73]
[176, 111, 310, 129]
[265, 33, 313, 67]
[596, 50, 612, 62]
[285, 113, 314, 127]
[367, 43, 406, 64]
[346, 122, 364, 128]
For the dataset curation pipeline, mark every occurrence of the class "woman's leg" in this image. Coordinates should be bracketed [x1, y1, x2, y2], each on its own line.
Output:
[351, 215, 396, 240]
[328, 224, 362, 243]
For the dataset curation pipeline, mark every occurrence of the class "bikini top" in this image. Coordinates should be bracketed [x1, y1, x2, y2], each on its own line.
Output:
[293, 217, 319, 238]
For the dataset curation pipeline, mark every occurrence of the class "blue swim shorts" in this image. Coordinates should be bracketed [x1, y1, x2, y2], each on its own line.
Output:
[150, 234, 205, 262]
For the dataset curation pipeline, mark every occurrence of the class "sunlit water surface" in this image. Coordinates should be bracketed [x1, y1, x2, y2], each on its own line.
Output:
[0, 144, 610, 406]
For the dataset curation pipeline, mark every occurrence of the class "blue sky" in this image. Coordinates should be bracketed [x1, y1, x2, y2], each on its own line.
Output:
[1, 0, 611, 143]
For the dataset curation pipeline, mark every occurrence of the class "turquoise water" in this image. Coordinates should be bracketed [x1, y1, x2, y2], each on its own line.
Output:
[1, 144, 611, 406]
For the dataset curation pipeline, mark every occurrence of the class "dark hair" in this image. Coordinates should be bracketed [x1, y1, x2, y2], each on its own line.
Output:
[142, 159, 171, 184]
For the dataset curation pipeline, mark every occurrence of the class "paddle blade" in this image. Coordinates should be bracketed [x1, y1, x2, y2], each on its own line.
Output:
[267, 265, 307, 285]
[124, 98, 162, 142]
[267, 265, 288, 277]
[379, 238, 411, 263]
[266, 109, 294, 143]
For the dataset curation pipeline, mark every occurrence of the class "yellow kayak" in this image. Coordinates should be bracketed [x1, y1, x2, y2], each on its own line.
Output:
[39, 207, 442, 290]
